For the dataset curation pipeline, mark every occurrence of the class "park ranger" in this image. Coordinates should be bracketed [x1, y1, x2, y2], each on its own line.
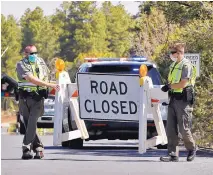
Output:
[160, 43, 197, 162]
[16, 45, 59, 159]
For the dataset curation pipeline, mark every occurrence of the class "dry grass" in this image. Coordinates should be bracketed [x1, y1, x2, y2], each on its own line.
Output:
[1, 110, 17, 124]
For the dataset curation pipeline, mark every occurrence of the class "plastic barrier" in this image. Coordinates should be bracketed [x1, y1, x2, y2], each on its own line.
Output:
[53, 71, 89, 146]
[54, 71, 168, 153]
[138, 76, 168, 153]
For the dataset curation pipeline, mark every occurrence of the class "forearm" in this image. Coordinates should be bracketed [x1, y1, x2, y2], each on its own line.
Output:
[25, 75, 52, 88]
[171, 80, 188, 89]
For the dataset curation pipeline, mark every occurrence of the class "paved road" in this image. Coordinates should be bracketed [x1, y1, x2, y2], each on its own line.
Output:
[1, 134, 213, 175]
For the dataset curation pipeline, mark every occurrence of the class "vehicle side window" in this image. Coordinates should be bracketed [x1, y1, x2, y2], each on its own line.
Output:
[75, 64, 89, 82]
[147, 68, 162, 85]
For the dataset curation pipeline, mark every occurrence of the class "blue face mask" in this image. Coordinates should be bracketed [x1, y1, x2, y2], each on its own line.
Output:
[28, 54, 37, 63]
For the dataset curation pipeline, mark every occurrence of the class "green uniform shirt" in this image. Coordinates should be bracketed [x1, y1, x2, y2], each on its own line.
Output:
[168, 58, 196, 93]
[16, 57, 50, 91]
[16, 57, 49, 81]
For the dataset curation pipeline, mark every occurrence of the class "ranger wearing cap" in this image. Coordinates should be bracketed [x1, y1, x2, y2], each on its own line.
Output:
[160, 43, 197, 162]
[16, 45, 59, 160]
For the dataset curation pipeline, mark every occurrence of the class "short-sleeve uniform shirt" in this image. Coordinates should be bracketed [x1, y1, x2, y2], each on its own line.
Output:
[16, 58, 34, 81]
[181, 63, 193, 80]
[16, 58, 50, 81]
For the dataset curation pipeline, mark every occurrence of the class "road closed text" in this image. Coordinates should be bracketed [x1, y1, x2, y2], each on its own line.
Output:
[83, 80, 137, 114]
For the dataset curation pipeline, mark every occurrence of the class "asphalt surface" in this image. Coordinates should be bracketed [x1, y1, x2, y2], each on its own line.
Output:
[1, 132, 213, 175]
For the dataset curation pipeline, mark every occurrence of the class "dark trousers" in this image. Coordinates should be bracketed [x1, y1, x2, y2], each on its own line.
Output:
[166, 98, 196, 156]
[19, 97, 44, 152]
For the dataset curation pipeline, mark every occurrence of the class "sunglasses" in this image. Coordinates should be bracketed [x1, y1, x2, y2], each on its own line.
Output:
[29, 52, 38, 55]
[170, 50, 177, 54]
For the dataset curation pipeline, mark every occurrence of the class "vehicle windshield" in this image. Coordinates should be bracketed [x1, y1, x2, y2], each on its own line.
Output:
[43, 109, 54, 116]
[86, 65, 162, 85]
[43, 103, 55, 116]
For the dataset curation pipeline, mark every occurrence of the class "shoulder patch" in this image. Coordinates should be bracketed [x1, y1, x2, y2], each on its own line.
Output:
[183, 64, 189, 68]
[183, 64, 192, 71]
[23, 58, 29, 63]
[21, 58, 31, 70]
[37, 57, 45, 65]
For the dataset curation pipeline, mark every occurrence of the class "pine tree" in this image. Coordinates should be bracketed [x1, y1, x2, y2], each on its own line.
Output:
[102, 2, 133, 57]
[20, 7, 60, 65]
[1, 14, 22, 78]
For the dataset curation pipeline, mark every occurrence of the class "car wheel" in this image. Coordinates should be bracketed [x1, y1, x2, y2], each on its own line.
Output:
[62, 139, 83, 149]
[157, 144, 167, 149]
[19, 121, 26, 135]
[61, 141, 70, 147]
[69, 138, 83, 149]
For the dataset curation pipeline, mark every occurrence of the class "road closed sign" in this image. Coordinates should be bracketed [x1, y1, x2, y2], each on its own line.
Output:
[184, 53, 200, 77]
[77, 73, 140, 121]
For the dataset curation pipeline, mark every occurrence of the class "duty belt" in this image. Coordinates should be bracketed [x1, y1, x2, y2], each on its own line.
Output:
[19, 89, 48, 101]
[18, 82, 46, 92]
[169, 92, 183, 100]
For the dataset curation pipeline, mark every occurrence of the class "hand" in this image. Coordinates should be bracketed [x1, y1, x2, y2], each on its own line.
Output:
[50, 84, 60, 91]
[161, 84, 171, 92]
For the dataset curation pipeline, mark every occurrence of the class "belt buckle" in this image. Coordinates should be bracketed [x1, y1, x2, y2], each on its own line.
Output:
[26, 88, 31, 92]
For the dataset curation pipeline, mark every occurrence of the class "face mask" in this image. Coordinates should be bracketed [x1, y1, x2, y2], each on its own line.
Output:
[28, 54, 37, 63]
[170, 55, 177, 62]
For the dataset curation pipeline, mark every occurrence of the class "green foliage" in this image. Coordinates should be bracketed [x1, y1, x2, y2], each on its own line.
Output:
[131, 7, 171, 60]
[53, 2, 98, 62]
[139, 1, 213, 26]
[180, 19, 213, 146]
[20, 7, 60, 65]
[53, 1, 132, 62]
[137, 2, 213, 145]
[102, 2, 133, 57]
[1, 14, 22, 78]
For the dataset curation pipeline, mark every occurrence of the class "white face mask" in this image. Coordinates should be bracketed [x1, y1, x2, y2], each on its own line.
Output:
[170, 55, 177, 62]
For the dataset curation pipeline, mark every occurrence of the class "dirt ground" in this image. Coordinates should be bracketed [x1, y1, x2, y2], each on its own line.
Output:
[1, 111, 17, 124]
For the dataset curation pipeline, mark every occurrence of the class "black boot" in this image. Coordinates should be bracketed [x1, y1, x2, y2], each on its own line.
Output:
[34, 151, 44, 159]
[22, 150, 33, 160]
[187, 149, 196, 162]
[160, 153, 179, 162]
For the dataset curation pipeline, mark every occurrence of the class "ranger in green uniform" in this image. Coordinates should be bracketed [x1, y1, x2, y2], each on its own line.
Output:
[160, 43, 197, 162]
[16, 45, 59, 160]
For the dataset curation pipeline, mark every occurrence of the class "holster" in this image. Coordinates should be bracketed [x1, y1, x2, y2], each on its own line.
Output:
[14, 88, 19, 101]
[182, 86, 195, 105]
[169, 86, 195, 105]
[38, 89, 49, 99]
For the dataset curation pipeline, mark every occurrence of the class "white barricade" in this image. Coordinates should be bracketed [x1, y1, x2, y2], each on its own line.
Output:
[138, 76, 168, 153]
[53, 71, 89, 146]
[54, 71, 168, 154]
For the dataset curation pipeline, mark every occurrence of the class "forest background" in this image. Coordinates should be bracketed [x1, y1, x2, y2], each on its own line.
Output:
[1, 1, 213, 147]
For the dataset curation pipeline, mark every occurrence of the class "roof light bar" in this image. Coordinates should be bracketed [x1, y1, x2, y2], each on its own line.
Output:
[84, 57, 147, 62]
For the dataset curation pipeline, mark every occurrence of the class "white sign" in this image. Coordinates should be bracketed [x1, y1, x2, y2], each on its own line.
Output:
[77, 73, 140, 121]
[184, 53, 200, 76]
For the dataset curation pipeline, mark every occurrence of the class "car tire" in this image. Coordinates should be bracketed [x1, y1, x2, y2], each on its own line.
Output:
[61, 141, 70, 147]
[62, 139, 83, 149]
[157, 144, 168, 149]
[69, 138, 83, 149]
[19, 121, 26, 135]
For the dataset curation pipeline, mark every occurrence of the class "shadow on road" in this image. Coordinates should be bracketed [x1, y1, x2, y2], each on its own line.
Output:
[2, 147, 212, 162]
[1, 158, 159, 162]
[44, 145, 213, 158]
